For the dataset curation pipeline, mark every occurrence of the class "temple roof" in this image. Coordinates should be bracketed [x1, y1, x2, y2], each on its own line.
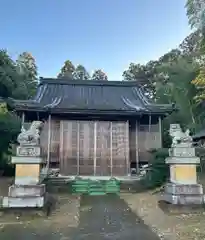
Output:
[8, 78, 175, 116]
[192, 129, 205, 140]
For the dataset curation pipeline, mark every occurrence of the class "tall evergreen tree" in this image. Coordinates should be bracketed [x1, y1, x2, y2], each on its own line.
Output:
[0, 50, 17, 98]
[91, 69, 108, 81]
[15, 52, 38, 98]
[58, 60, 75, 78]
[73, 64, 90, 80]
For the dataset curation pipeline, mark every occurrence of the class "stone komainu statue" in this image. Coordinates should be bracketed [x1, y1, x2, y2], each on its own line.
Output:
[17, 121, 43, 146]
[169, 124, 192, 147]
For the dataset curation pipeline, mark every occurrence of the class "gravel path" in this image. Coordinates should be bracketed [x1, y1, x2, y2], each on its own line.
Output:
[0, 194, 160, 240]
[71, 194, 160, 240]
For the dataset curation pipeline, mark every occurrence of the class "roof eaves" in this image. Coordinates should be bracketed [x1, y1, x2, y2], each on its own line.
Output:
[12, 105, 170, 117]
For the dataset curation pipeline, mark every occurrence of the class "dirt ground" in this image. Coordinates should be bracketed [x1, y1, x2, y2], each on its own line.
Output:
[0, 178, 160, 240]
[122, 191, 205, 240]
[1, 177, 205, 240]
[0, 193, 80, 240]
[0, 193, 161, 240]
[0, 178, 80, 239]
[0, 178, 13, 196]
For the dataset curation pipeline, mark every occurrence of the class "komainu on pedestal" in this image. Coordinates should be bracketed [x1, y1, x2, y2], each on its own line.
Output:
[2, 121, 48, 209]
[161, 124, 204, 205]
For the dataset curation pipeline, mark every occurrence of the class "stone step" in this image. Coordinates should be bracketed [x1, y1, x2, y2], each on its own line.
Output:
[2, 196, 45, 208]
[8, 184, 45, 197]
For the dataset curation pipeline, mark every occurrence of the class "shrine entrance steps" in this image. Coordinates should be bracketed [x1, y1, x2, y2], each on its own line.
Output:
[45, 176, 142, 194]
[72, 179, 120, 195]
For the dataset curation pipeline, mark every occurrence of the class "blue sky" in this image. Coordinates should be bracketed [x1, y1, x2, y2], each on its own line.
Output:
[1, 0, 190, 80]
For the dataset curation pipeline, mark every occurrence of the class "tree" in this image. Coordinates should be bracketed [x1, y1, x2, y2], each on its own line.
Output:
[73, 64, 90, 80]
[179, 30, 202, 57]
[0, 50, 22, 170]
[186, 0, 205, 30]
[191, 68, 205, 102]
[156, 56, 200, 129]
[186, 1, 205, 107]
[58, 60, 75, 78]
[123, 50, 182, 99]
[15, 52, 38, 99]
[0, 110, 21, 170]
[16, 52, 38, 81]
[0, 50, 18, 98]
[0, 49, 33, 99]
[91, 69, 108, 81]
[158, 49, 182, 63]
[123, 36, 202, 132]
[123, 62, 158, 99]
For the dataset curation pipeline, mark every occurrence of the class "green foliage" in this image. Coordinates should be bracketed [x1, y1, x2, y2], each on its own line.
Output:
[123, 61, 157, 98]
[0, 50, 18, 98]
[0, 49, 37, 100]
[123, 30, 205, 191]
[179, 30, 203, 59]
[140, 149, 169, 189]
[16, 52, 38, 80]
[73, 64, 90, 80]
[123, 32, 204, 135]
[15, 52, 38, 98]
[0, 112, 21, 170]
[186, 0, 205, 30]
[185, 2, 205, 129]
[58, 60, 75, 78]
[91, 69, 108, 81]
[0, 49, 37, 173]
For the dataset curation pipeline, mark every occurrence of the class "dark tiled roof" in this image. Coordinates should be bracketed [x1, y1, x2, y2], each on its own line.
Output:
[192, 129, 205, 140]
[0, 97, 5, 103]
[9, 78, 175, 115]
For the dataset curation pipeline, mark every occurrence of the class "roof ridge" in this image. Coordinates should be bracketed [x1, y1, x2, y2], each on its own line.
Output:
[39, 78, 142, 87]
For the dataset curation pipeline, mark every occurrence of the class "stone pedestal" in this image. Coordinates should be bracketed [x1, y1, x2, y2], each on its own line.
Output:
[2, 123, 48, 208]
[162, 124, 204, 205]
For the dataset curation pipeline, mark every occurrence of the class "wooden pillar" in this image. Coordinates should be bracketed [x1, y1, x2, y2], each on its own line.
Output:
[126, 120, 130, 175]
[47, 114, 51, 169]
[110, 122, 113, 176]
[129, 120, 137, 173]
[59, 121, 64, 174]
[21, 112, 25, 126]
[148, 114, 152, 132]
[77, 121, 80, 175]
[159, 116, 162, 147]
[93, 121, 97, 176]
[136, 120, 139, 173]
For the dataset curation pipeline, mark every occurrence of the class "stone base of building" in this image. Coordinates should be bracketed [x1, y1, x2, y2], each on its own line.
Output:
[161, 183, 204, 205]
[2, 184, 47, 208]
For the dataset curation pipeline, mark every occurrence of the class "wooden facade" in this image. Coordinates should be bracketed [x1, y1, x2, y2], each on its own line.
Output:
[38, 115, 161, 176]
[10, 78, 174, 177]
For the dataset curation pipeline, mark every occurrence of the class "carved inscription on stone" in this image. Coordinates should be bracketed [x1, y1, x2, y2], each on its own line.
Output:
[165, 184, 203, 195]
[175, 185, 202, 195]
[17, 146, 40, 157]
[169, 147, 195, 157]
